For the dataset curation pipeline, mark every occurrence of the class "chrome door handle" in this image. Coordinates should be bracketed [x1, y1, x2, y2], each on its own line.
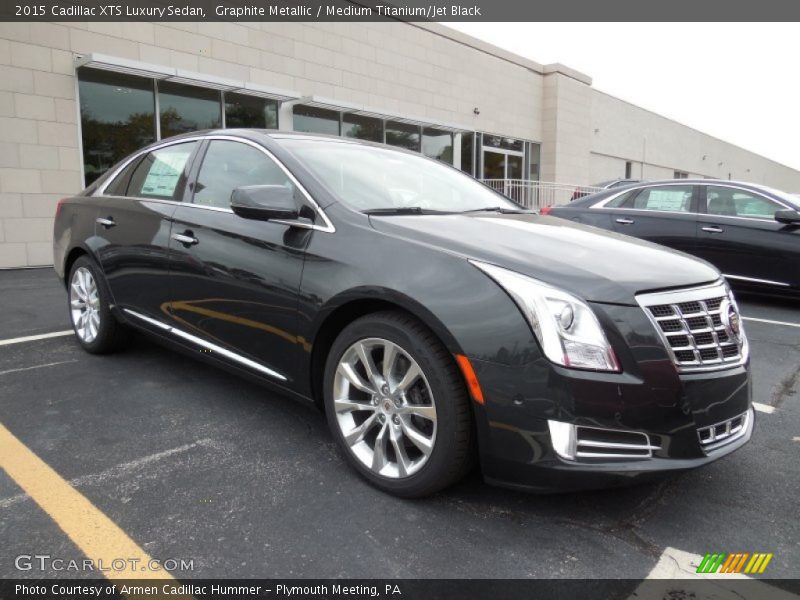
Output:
[96, 217, 115, 228]
[616, 218, 635, 225]
[701, 226, 724, 234]
[171, 232, 198, 246]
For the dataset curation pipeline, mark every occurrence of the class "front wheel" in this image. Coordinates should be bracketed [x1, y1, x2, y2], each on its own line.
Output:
[67, 255, 130, 354]
[324, 311, 473, 497]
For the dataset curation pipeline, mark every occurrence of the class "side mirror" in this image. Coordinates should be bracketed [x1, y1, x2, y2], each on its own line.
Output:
[230, 185, 299, 221]
[774, 208, 800, 225]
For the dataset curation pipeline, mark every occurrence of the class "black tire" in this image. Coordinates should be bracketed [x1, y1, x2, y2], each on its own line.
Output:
[67, 255, 131, 354]
[324, 310, 473, 498]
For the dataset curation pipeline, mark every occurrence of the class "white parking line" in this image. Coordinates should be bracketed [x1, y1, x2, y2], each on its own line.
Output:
[742, 316, 800, 329]
[0, 360, 77, 377]
[753, 402, 776, 414]
[0, 330, 72, 347]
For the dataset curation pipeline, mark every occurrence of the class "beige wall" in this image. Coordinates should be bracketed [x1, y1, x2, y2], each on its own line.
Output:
[0, 21, 549, 267]
[1, 21, 799, 267]
[589, 91, 800, 190]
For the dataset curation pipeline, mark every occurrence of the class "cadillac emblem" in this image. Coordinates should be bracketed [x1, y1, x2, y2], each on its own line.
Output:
[720, 299, 742, 340]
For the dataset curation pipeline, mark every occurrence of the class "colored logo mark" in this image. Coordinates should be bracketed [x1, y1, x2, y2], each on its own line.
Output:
[696, 553, 773, 574]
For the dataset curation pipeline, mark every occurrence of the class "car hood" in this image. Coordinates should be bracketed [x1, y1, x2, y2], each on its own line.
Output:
[369, 212, 720, 305]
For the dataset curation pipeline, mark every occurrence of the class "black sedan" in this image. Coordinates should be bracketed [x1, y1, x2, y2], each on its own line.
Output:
[547, 179, 800, 296]
[54, 131, 752, 497]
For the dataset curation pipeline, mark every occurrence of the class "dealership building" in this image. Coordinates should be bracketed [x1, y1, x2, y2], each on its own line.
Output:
[2, 20, 800, 268]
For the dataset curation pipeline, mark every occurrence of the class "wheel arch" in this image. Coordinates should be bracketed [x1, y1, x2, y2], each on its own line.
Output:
[63, 246, 90, 287]
[308, 290, 464, 410]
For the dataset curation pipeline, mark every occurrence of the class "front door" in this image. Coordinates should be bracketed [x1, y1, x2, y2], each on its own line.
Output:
[166, 138, 312, 386]
[695, 185, 797, 289]
[94, 140, 200, 318]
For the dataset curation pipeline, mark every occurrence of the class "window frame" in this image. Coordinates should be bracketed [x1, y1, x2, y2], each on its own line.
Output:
[699, 184, 792, 222]
[621, 184, 698, 214]
[94, 134, 335, 233]
[189, 138, 302, 211]
[591, 182, 700, 214]
[124, 140, 201, 202]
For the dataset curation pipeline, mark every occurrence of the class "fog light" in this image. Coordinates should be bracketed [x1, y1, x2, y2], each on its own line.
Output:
[548, 420, 577, 460]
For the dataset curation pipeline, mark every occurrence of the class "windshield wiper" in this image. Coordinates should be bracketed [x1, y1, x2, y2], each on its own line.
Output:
[460, 206, 529, 214]
[363, 207, 451, 215]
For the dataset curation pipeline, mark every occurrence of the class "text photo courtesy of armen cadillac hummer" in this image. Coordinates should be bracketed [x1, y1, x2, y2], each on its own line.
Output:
[0, 2, 799, 599]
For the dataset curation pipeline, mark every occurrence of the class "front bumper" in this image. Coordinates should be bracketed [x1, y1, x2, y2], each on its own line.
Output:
[469, 354, 753, 493]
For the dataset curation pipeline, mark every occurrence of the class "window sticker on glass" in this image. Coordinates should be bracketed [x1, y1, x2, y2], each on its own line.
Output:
[644, 189, 689, 211]
[141, 149, 193, 198]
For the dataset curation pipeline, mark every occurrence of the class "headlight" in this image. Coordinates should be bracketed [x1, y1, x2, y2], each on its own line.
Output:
[471, 261, 620, 372]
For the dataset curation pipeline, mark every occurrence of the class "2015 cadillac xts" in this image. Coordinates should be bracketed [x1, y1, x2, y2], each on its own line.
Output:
[53, 130, 754, 497]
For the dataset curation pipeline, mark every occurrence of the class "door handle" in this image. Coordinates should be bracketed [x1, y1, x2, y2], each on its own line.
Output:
[616, 218, 635, 225]
[96, 217, 116, 229]
[171, 231, 198, 246]
[701, 226, 724, 234]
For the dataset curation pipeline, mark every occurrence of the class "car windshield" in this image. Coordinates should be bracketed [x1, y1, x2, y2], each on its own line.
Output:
[278, 138, 521, 213]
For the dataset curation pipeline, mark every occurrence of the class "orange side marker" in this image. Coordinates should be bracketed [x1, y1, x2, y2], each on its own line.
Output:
[455, 354, 485, 405]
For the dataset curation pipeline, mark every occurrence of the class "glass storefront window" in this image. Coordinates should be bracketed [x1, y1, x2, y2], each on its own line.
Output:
[293, 105, 340, 135]
[158, 81, 221, 139]
[78, 68, 155, 185]
[224, 93, 278, 129]
[460, 133, 474, 176]
[422, 128, 453, 164]
[528, 142, 541, 181]
[385, 121, 420, 152]
[342, 113, 383, 142]
[483, 134, 523, 153]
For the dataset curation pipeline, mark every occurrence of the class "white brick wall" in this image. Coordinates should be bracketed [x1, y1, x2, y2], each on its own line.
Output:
[1, 20, 799, 267]
[590, 91, 800, 190]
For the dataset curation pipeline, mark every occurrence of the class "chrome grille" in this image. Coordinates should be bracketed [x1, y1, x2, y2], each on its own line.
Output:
[697, 409, 751, 451]
[575, 426, 658, 459]
[636, 281, 747, 372]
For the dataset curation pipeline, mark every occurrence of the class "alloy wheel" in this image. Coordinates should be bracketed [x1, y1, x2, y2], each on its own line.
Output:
[333, 338, 437, 479]
[69, 266, 101, 343]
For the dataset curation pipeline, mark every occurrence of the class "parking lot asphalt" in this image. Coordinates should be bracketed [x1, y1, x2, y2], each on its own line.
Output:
[0, 268, 798, 582]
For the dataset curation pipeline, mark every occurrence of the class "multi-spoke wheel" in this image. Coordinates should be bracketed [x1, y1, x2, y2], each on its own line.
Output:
[70, 266, 100, 343]
[334, 338, 437, 478]
[67, 256, 130, 354]
[324, 311, 473, 497]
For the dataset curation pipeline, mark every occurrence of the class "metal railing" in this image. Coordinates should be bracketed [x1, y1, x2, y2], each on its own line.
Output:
[481, 179, 605, 210]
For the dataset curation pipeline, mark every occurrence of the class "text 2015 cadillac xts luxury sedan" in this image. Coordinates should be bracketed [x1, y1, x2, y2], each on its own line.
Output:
[54, 130, 753, 497]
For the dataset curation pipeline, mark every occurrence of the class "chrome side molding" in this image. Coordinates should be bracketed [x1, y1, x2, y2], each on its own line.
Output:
[122, 308, 288, 382]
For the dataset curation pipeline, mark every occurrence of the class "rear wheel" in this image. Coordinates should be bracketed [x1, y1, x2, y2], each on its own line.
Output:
[68, 255, 130, 354]
[324, 311, 472, 497]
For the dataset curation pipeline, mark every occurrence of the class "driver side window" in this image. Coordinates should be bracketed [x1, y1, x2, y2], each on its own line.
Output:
[706, 186, 784, 220]
[193, 140, 298, 209]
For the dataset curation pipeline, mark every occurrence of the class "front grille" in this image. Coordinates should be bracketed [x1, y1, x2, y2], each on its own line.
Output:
[697, 410, 750, 451]
[636, 282, 747, 372]
[575, 426, 658, 460]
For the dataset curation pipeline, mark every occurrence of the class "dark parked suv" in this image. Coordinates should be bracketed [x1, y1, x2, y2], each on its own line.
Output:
[54, 131, 753, 497]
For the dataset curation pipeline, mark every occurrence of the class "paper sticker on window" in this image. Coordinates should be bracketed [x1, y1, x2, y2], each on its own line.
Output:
[646, 190, 688, 211]
[141, 150, 192, 198]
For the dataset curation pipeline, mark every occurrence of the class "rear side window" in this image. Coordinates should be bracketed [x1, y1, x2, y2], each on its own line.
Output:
[193, 140, 297, 209]
[625, 185, 694, 212]
[103, 156, 143, 196]
[604, 190, 637, 208]
[127, 141, 198, 200]
[706, 186, 784, 219]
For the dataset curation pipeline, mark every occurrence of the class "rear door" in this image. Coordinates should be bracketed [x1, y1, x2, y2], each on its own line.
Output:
[695, 184, 797, 289]
[94, 140, 200, 318]
[166, 138, 313, 386]
[610, 184, 699, 254]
